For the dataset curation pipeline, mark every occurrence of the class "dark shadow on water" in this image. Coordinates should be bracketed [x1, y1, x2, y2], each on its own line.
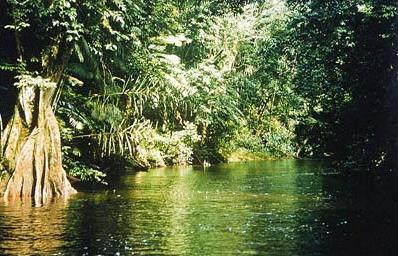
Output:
[319, 172, 398, 256]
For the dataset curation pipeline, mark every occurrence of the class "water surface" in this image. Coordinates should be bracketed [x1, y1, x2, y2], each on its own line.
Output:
[1, 160, 398, 255]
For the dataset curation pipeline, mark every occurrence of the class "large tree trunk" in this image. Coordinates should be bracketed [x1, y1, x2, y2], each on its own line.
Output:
[1, 85, 76, 202]
[0, 81, 76, 203]
[0, 36, 76, 203]
[0, 3, 76, 203]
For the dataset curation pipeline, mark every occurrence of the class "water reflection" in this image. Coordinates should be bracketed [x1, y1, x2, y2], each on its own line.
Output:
[1, 160, 398, 255]
[0, 198, 69, 255]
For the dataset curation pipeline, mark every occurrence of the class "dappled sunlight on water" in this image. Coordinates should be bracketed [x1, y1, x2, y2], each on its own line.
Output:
[1, 160, 398, 255]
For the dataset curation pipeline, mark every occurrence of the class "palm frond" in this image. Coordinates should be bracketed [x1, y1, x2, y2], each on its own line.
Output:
[74, 118, 151, 158]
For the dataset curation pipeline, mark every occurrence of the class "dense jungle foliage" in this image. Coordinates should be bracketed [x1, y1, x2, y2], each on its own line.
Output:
[0, 0, 397, 184]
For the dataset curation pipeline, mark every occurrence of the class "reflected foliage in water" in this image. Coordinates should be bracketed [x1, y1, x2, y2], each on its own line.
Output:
[1, 160, 398, 255]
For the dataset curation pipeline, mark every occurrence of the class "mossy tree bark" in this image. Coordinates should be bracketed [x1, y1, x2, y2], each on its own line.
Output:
[0, 43, 76, 203]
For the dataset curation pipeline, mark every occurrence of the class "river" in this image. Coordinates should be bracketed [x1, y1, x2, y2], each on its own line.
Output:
[0, 160, 398, 255]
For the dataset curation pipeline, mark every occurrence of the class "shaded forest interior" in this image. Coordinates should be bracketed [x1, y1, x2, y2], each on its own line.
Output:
[0, 0, 397, 191]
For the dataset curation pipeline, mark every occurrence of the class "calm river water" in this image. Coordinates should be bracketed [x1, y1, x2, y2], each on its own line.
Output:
[1, 160, 398, 255]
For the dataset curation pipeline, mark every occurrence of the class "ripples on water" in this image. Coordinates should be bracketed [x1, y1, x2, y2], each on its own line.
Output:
[1, 160, 398, 255]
